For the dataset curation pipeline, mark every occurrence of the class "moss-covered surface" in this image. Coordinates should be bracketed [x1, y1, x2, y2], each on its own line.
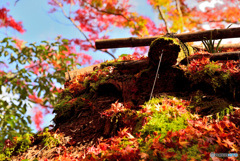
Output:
[148, 37, 194, 67]
[3, 45, 240, 161]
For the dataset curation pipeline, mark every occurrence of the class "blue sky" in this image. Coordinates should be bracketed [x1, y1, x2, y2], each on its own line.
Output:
[0, 0, 161, 61]
[1, 0, 235, 133]
[1, 0, 165, 133]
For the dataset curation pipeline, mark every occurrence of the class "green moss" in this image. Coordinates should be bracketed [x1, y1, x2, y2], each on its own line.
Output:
[133, 96, 227, 161]
[149, 37, 179, 48]
[177, 42, 194, 64]
[191, 90, 235, 120]
[52, 90, 91, 125]
[1, 133, 33, 160]
[88, 69, 113, 92]
[53, 95, 73, 115]
[38, 128, 63, 149]
[100, 60, 125, 69]
[134, 66, 152, 78]
[135, 96, 193, 159]
[83, 79, 90, 88]
[139, 111, 190, 142]
[186, 62, 233, 93]
[149, 37, 194, 65]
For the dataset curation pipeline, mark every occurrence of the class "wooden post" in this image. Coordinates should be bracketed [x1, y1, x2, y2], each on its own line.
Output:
[148, 37, 181, 67]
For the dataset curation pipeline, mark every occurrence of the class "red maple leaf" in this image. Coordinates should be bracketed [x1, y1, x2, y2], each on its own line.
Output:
[222, 138, 235, 148]
[206, 136, 215, 144]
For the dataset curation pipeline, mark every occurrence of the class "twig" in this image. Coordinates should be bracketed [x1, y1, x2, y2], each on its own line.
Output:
[30, 144, 48, 160]
[104, 23, 116, 39]
[14, 0, 20, 6]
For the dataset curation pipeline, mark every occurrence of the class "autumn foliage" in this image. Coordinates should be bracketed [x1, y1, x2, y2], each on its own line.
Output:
[2, 49, 240, 160]
[1, 0, 240, 160]
[0, 7, 25, 33]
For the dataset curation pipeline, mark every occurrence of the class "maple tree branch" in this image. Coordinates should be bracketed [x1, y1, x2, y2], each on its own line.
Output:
[81, 0, 141, 37]
[157, 5, 170, 33]
[53, 0, 92, 46]
[53, 0, 116, 59]
[81, 0, 131, 22]
[175, 0, 184, 32]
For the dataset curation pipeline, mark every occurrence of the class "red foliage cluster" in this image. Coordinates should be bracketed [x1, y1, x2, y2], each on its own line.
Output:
[117, 52, 148, 62]
[78, 98, 240, 160]
[9, 95, 240, 160]
[68, 75, 86, 96]
[185, 56, 211, 74]
[149, 114, 240, 160]
[137, 98, 240, 160]
[181, 51, 240, 76]
[32, 106, 44, 131]
[0, 7, 25, 33]
[82, 128, 141, 161]
[65, 66, 115, 96]
[100, 101, 126, 117]
[100, 101, 134, 118]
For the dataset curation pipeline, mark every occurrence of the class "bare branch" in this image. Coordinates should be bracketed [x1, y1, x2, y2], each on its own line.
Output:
[157, 5, 170, 33]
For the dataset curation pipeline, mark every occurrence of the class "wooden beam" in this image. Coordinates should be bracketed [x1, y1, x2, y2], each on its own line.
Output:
[95, 27, 240, 49]
[66, 50, 240, 82]
[65, 63, 101, 81]
[192, 43, 240, 50]
[65, 60, 150, 82]
[180, 50, 240, 65]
